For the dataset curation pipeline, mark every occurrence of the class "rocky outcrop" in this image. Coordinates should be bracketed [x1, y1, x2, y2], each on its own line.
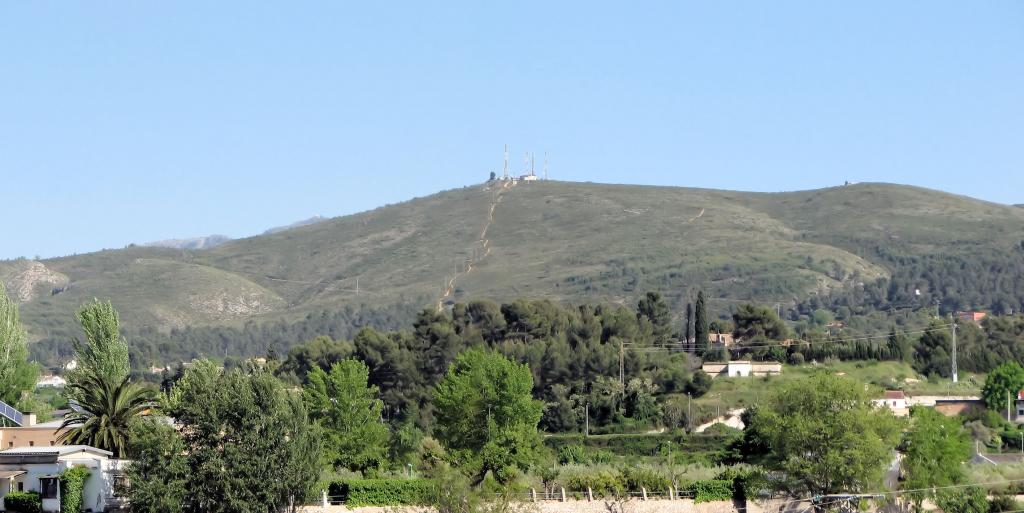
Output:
[5, 261, 68, 302]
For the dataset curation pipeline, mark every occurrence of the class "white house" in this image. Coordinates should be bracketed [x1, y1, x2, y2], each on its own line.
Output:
[34, 375, 67, 389]
[873, 390, 909, 416]
[0, 446, 127, 513]
[701, 361, 782, 378]
[1016, 391, 1024, 423]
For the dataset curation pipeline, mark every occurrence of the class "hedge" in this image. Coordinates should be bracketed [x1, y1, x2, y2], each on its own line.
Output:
[4, 491, 42, 513]
[689, 479, 734, 503]
[563, 467, 624, 498]
[329, 479, 432, 506]
[60, 466, 91, 513]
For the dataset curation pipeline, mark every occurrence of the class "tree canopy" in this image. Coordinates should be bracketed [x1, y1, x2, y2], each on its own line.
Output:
[303, 359, 389, 472]
[433, 349, 543, 483]
[157, 361, 322, 513]
[901, 406, 970, 492]
[746, 373, 901, 495]
[981, 361, 1024, 412]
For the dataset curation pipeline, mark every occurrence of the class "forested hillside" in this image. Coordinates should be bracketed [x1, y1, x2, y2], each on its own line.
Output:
[4, 180, 1024, 367]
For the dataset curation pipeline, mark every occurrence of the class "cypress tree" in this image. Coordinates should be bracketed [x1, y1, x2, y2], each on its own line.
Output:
[694, 291, 709, 355]
[684, 302, 694, 353]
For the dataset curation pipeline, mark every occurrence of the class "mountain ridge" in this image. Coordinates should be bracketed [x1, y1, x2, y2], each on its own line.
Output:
[5, 180, 1024, 356]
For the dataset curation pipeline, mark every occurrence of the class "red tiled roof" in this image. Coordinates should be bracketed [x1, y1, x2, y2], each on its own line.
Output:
[883, 390, 906, 400]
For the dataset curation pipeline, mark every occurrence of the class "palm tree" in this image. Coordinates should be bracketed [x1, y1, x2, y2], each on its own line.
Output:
[58, 371, 153, 458]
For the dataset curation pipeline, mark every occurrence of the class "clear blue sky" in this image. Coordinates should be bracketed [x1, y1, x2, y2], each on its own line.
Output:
[2, 2, 1022, 259]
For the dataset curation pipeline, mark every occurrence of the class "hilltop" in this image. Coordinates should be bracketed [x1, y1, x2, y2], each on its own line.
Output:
[4, 180, 1024, 363]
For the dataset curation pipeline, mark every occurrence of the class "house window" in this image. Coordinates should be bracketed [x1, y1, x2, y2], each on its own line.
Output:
[17, 482, 23, 492]
[28, 441, 34, 447]
[40, 477, 58, 499]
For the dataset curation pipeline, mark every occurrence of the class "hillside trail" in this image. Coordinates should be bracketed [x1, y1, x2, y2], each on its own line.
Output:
[688, 208, 705, 222]
[436, 181, 510, 311]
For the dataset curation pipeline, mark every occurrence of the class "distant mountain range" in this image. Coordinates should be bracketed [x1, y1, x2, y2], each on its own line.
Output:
[141, 216, 328, 250]
[4, 181, 1024, 360]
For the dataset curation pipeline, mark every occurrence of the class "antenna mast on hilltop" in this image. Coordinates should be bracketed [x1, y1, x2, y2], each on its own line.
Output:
[503, 144, 509, 180]
[531, 153, 536, 176]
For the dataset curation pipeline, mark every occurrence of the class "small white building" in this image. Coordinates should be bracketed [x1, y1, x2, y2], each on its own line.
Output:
[873, 390, 909, 417]
[34, 375, 67, 389]
[701, 361, 782, 378]
[0, 446, 127, 512]
[1016, 391, 1024, 423]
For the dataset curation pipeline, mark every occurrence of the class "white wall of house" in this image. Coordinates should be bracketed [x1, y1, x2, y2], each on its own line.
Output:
[0, 447, 125, 513]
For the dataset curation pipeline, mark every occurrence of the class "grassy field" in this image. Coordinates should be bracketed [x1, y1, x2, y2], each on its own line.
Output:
[3, 180, 1023, 345]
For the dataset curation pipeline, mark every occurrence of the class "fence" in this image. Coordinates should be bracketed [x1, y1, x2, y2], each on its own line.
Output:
[321, 487, 699, 506]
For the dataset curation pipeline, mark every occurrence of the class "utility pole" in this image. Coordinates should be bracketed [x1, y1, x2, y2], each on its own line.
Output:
[950, 317, 958, 383]
[1008, 389, 1012, 422]
[355, 276, 359, 297]
[585, 403, 590, 438]
[619, 339, 625, 392]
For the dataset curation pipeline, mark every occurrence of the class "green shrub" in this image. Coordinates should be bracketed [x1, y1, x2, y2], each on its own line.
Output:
[620, 466, 671, 492]
[715, 467, 766, 500]
[4, 491, 42, 513]
[557, 444, 587, 465]
[560, 466, 625, 498]
[60, 466, 91, 513]
[689, 479, 734, 503]
[329, 479, 432, 506]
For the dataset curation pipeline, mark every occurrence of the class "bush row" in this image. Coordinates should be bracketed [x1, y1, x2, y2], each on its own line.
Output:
[330, 472, 751, 505]
[328, 479, 432, 506]
[545, 433, 733, 459]
[690, 480, 733, 503]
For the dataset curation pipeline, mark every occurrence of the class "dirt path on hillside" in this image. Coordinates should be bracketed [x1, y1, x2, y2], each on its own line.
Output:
[688, 208, 705, 222]
[436, 182, 509, 311]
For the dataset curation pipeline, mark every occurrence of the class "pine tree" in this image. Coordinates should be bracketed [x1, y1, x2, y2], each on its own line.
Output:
[694, 291, 709, 355]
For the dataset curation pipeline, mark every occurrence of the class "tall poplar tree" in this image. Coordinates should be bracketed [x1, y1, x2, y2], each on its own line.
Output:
[0, 283, 38, 408]
[68, 299, 130, 391]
